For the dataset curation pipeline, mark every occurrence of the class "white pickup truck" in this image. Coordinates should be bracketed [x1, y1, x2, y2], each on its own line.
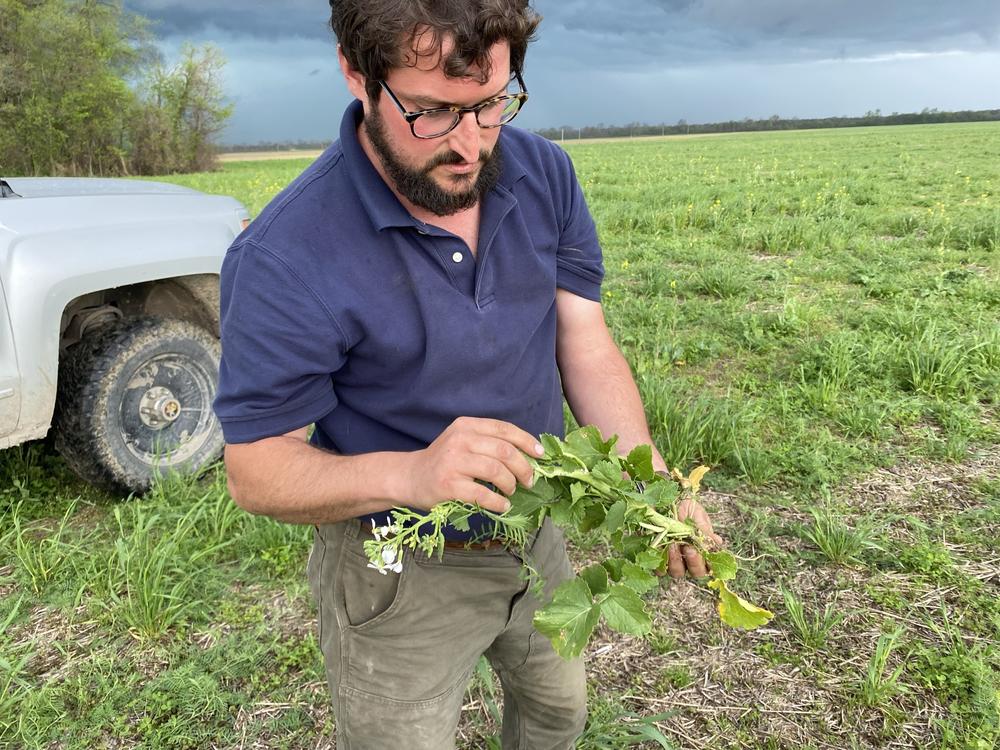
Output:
[0, 176, 249, 494]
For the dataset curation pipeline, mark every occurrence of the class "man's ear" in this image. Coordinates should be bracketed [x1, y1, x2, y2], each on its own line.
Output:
[337, 44, 368, 103]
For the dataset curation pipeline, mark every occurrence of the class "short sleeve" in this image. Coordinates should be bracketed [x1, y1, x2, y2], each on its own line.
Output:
[555, 151, 604, 302]
[213, 241, 348, 443]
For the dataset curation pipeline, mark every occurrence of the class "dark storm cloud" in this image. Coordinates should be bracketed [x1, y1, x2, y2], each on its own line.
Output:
[538, 0, 1000, 68]
[124, 1, 331, 41]
[126, 1, 1000, 65]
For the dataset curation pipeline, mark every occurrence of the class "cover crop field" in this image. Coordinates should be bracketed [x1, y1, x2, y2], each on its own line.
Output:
[2, 122, 998, 749]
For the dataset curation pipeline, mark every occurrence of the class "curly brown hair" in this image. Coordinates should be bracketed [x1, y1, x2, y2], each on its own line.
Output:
[329, 0, 541, 101]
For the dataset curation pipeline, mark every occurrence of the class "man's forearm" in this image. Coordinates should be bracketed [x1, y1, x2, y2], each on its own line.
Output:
[559, 343, 668, 473]
[225, 436, 412, 525]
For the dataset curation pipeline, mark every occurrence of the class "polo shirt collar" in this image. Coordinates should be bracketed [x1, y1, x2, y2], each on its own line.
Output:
[338, 98, 527, 232]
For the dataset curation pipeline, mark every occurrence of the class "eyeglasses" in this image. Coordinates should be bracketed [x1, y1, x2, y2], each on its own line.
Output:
[378, 71, 529, 139]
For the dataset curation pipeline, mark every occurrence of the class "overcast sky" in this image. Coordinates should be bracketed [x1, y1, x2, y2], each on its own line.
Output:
[123, 1, 1000, 145]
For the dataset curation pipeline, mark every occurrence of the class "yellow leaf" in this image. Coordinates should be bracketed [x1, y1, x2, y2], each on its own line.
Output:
[708, 579, 774, 629]
[688, 465, 710, 492]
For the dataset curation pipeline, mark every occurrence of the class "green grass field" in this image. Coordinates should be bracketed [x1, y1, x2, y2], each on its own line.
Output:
[2, 122, 998, 749]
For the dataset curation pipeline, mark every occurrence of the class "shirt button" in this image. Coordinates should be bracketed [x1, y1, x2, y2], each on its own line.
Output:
[452, 251, 463, 263]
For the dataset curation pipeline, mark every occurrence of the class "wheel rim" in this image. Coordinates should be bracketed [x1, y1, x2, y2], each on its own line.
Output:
[118, 352, 217, 467]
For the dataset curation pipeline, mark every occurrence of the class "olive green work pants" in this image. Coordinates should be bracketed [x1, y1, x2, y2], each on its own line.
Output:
[307, 517, 587, 749]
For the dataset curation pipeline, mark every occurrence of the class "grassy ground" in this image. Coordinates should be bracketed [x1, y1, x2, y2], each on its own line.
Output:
[2, 122, 998, 748]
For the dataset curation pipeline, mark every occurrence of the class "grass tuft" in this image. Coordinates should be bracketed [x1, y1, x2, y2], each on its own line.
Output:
[801, 508, 880, 565]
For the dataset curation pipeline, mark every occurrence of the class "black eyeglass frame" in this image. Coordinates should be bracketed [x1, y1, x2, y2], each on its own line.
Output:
[378, 71, 529, 139]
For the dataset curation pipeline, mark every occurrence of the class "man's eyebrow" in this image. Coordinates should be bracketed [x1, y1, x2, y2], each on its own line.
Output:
[409, 81, 510, 109]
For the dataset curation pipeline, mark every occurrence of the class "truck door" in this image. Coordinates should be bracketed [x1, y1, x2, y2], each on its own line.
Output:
[0, 277, 20, 437]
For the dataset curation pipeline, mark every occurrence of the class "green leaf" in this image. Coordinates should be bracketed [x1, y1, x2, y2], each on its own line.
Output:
[575, 424, 619, 456]
[708, 579, 774, 629]
[599, 584, 652, 636]
[548, 496, 575, 526]
[601, 558, 624, 583]
[508, 476, 559, 516]
[580, 564, 609, 597]
[540, 433, 564, 458]
[602, 500, 627, 534]
[625, 444, 655, 482]
[449, 514, 471, 532]
[643, 480, 679, 507]
[634, 546, 667, 571]
[591, 459, 628, 489]
[704, 550, 738, 581]
[620, 561, 659, 594]
[494, 513, 533, 531]
[533, 577, 601, 659]
[578, 503, 606, 533]
[625, 490, 654, 506]
[618, 535, 647, 561]
[565, 426, 611, 469]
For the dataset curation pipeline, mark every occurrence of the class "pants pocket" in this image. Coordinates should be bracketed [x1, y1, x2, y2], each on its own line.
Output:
[339, 546, 408, 630]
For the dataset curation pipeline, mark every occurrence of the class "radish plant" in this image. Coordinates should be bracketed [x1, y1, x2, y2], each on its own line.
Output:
[363, 426, 773, 659]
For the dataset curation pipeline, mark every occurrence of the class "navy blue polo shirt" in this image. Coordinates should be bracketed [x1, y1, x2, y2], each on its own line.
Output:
[214, 99, 604, 539]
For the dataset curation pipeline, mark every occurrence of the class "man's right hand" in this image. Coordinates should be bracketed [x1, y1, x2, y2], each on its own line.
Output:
[402, 417, 544, 514]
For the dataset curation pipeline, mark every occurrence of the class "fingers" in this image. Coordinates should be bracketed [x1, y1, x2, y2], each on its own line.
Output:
[682, 545, 709, 578]
[468, 436, 536, 491]
[667, 543, 685, 579]
[462, 453, 521, 498]
[457, 480, 511, 514]
[462, 417, 544, 461]
[667, 543, 713, 579]
[678, 497, 724, 550]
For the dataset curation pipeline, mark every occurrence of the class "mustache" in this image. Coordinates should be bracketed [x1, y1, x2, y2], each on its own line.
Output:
[424, 149, 491, 171]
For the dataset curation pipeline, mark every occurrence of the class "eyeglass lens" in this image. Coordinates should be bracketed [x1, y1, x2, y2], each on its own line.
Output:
[412, 95, 524, 138]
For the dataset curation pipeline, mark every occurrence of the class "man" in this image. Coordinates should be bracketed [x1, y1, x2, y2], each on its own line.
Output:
[214, 1, 720, 748]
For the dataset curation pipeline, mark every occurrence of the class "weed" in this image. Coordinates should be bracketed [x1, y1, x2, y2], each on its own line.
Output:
[692, 265, 751, 299]
[857, 628, 906, 708]
[780, 587, 845, 650]
[656, 665, 693, 691]
[801, 508, 880, 565]
[647, 627, 679, 656]
[900, 326, 971, 399]
[4, 499, 87, 593]
[577, 691, 676, 749]
[97, 494, 231, 638]
[896, 536, 953, 580]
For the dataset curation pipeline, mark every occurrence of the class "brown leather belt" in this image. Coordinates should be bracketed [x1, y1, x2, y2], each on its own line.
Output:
[442, 538, 497, 551]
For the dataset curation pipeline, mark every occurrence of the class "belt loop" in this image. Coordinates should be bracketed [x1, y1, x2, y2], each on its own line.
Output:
[344, 517, 362, 540]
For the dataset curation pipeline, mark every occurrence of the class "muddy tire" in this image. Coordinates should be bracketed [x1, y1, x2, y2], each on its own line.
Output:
[53, 316, 223, 495]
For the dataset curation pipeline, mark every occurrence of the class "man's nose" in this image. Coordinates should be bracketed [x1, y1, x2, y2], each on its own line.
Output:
[446, 111, 482, 163]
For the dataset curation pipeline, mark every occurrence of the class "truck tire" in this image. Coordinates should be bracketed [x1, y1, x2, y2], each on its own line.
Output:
[53, 316, 224, 495]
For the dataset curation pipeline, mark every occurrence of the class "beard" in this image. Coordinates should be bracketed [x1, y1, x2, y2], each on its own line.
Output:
[363, 104, 503, 217]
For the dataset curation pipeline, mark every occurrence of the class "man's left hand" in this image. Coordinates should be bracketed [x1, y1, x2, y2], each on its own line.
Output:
[663, 496, 724, 579]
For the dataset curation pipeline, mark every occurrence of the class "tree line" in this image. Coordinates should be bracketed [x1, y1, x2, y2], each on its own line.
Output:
[535, 108, 1000, 141]
[0, 0, 232, 177]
